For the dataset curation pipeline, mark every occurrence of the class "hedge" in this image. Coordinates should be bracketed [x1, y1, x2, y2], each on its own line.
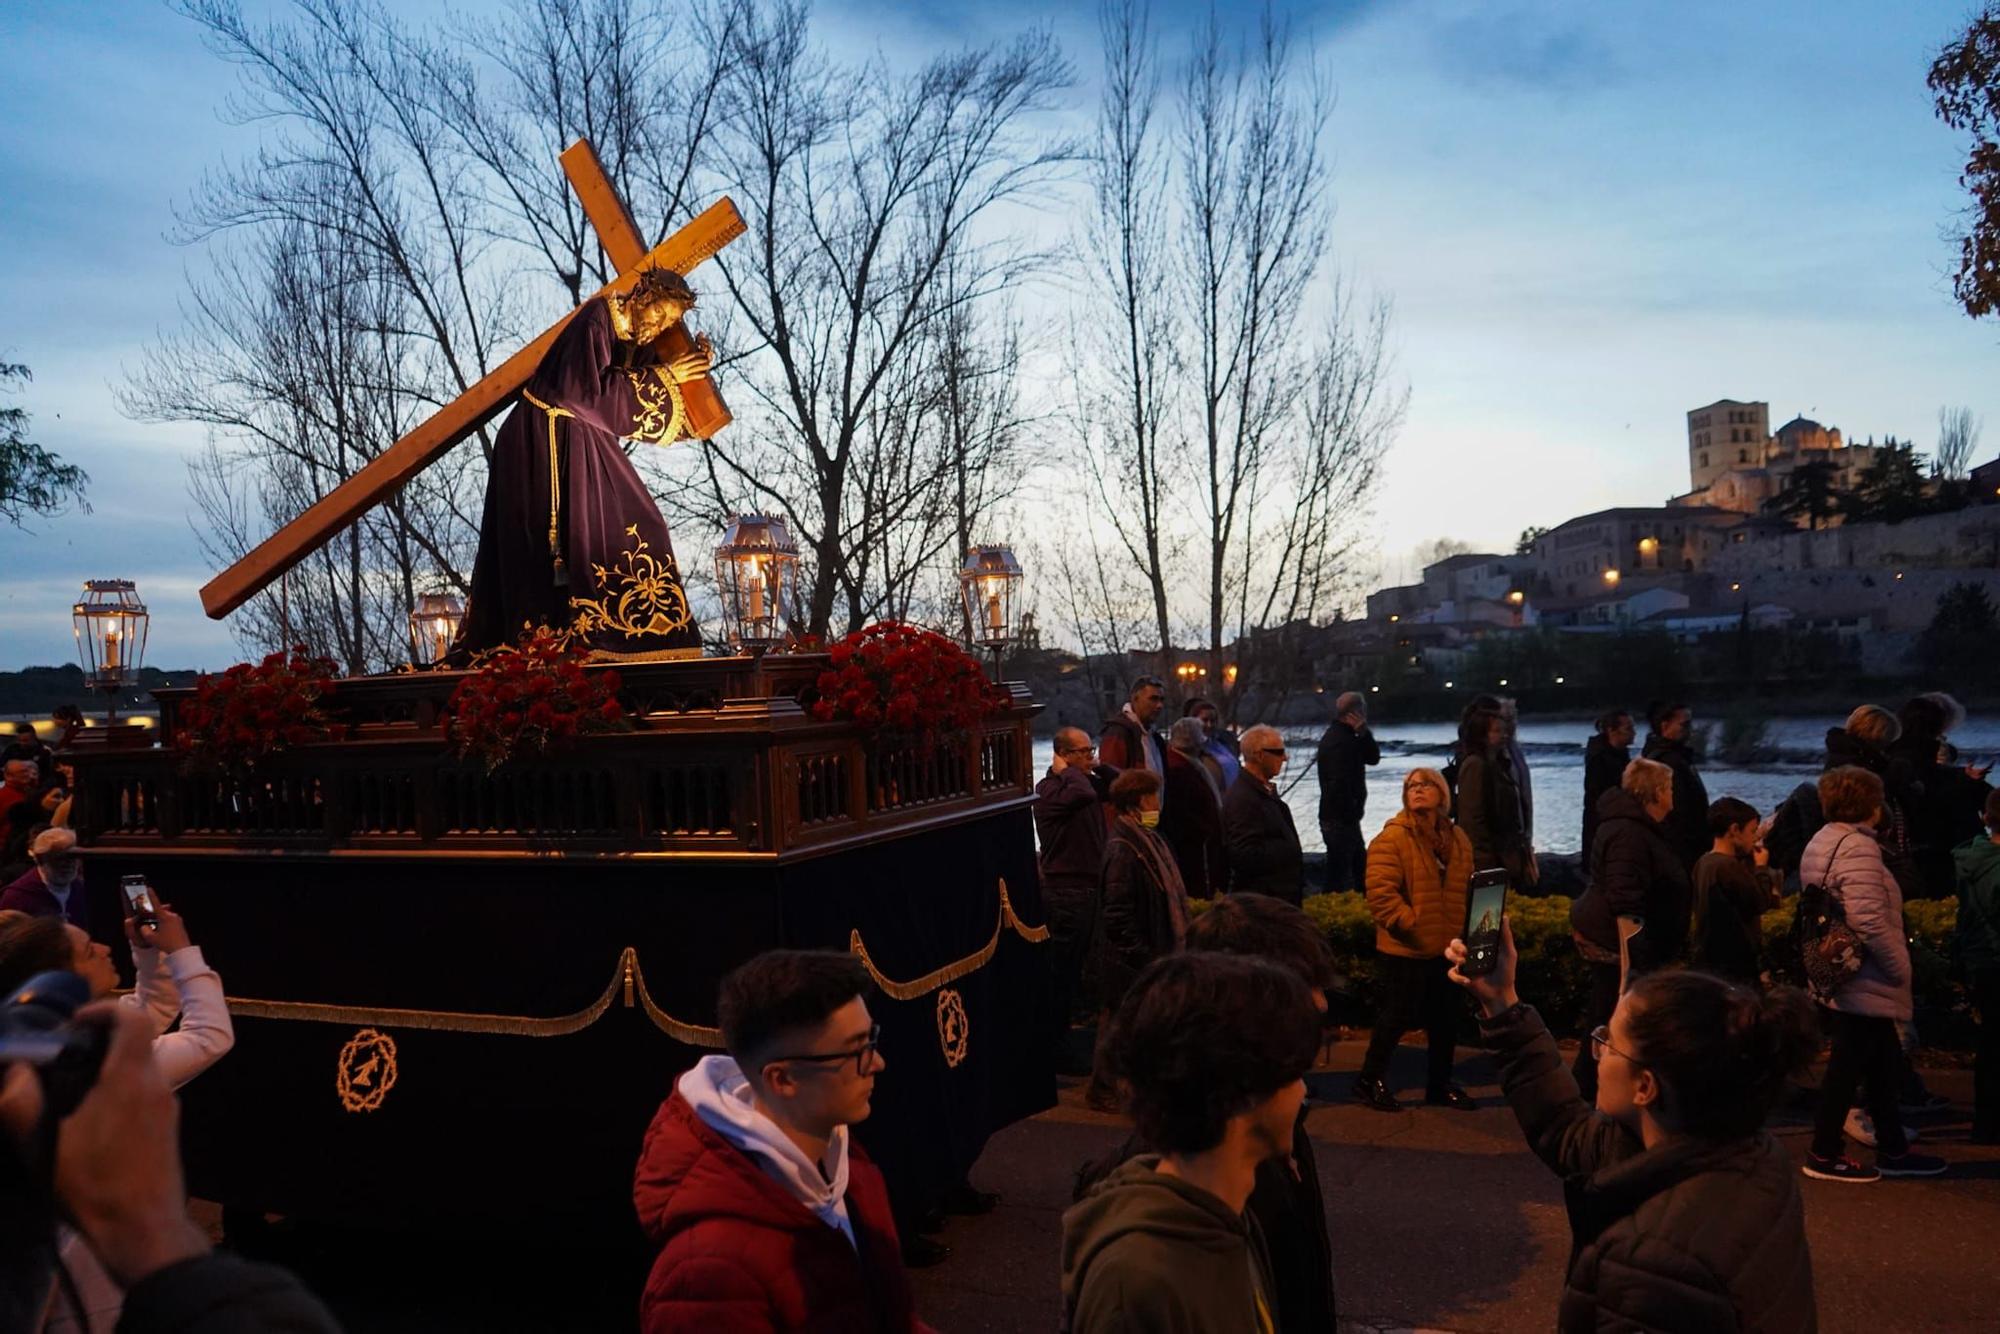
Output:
[1193, 893, 1971, 1044]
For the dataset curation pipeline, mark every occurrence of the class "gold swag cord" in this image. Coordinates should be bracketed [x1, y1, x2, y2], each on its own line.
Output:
[212, 879, 1048, 1039]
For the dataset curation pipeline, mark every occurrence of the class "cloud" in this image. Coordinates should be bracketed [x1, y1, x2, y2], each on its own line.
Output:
[1426, 7, 1624, 96]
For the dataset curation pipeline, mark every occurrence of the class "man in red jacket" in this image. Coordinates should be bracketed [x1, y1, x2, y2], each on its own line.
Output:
[633, 950, 931, 1333]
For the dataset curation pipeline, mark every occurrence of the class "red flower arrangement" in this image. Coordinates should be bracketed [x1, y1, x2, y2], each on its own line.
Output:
[177, 646, 345, 771]
[810, 622, 1007, 741]
[445, 629, 629, 771]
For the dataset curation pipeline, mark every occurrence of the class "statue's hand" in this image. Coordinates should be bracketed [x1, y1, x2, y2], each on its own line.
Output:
[667, 333, 714, 384]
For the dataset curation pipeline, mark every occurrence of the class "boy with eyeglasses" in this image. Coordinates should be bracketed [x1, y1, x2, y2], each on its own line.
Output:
[634, 949, 931, 1332]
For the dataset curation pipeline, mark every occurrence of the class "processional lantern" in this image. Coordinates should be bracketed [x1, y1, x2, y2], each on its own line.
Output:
[714, 515, 799, 652]
[958, 545, 1023, 661]
[408, 591, 466, 668]
[72, 579, 149, 724]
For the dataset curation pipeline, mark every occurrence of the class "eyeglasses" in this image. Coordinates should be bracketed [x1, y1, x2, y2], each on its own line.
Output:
[1060, 745, 1095, 757]
[766, 1023, 882, 1077]
[1589, 1024, 1639, 1066]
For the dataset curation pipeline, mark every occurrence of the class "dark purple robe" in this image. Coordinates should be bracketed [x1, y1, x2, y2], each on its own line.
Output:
[457, 297, 702, 659]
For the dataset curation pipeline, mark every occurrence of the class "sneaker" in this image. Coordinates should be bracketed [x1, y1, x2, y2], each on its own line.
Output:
[1844, 1109, 1919, 1148]
[1877, 1151, 1948, 1177]
[1801, 1152, 1879, 1183]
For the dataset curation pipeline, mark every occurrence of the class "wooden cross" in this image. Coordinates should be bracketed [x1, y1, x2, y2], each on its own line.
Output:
[198, 139, 745, 621]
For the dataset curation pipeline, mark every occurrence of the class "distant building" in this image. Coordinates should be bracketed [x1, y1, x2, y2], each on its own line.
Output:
[1686, 399, 1770, 492]
[1677, 402, 1888, 520]
[1524, 506, 1740, 600]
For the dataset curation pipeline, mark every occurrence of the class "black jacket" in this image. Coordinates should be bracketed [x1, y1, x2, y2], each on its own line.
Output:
[1222, 771, 1304, 904]
[1313, 719, 1380, 827]
[1580, 735, 1629, 861]
[122, 1253, 344, 1333]
[1159, 748, 1226, 899]
[1641, 733, 1709, 869]
[1097, 823, 1184, 1006]
[1457, 749, 1531, 881]
[1035, 762, 1113, 888]
[1572, 787, 1691, 972]
[1481, 1003, 1816, 1334]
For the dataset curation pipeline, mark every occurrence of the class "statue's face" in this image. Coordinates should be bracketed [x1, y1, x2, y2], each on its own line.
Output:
[625, 293, 688, 345]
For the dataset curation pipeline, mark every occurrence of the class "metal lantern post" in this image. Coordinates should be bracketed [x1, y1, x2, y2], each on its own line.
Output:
[72, 579, 150, 726]
[408, 591, 466, 668]
[714, 516, 799, 660]
[958, 544, 1023, 675]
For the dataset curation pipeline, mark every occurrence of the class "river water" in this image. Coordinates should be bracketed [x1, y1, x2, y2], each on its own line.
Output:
[1031, 715, 2000, 856]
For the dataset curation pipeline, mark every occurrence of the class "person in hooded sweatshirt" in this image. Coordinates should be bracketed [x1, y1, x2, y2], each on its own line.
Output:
[1062, 951, 1323, 1334]
[632, 949, 929, 1334]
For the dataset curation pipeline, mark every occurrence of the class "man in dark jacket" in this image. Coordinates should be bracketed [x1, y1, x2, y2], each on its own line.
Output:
[1569, 757, 1689, 1100]
[1062, 953, 1322, 1334]
[1034, 728, 1113, 1034]
[1579, 710, 1633, 864]
[1098, 677, 1167, 792]
[1223, 725, 1304, 904]
[634, 951, 927, 1333]
[1160, 719, 1227, 900]
[1314, 692, 1381, 893]
[1641, 703, 1708, 869]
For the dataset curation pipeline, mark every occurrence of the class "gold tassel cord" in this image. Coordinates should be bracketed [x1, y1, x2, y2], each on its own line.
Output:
[218, 945, 723, 1047]
[849, 878, 1050, 1002]
[520, 389, 576, 564]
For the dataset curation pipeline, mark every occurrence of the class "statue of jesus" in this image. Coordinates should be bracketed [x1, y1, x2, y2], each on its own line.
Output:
[455, 268, 712, 660]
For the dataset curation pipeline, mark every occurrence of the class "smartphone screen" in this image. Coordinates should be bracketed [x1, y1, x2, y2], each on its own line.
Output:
[120, 875, 158, 920]
[1461, 870, 1509, 977]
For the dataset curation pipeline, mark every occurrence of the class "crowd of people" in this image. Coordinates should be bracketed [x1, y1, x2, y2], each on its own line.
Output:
[3, 681, 1997, 1332]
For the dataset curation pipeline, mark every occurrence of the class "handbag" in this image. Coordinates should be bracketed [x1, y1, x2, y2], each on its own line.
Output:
[1797, 833, 1866, 1005]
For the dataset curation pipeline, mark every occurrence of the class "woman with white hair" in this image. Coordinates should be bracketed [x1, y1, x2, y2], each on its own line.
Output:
[1568, 757, 1691, 1101]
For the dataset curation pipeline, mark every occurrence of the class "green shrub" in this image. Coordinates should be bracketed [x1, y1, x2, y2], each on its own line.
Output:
[1189, 891, 1976, 1044]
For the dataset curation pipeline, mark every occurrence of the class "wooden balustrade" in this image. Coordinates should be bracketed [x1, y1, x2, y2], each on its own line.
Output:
[73, 657, 1038, 862]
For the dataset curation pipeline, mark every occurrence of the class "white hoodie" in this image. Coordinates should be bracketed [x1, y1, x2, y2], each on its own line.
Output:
[676, 1054, 856, 1249]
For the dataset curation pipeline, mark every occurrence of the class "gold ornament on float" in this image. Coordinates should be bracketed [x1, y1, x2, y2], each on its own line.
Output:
[335, 1028, 400, 1113]
[936, 988, 970, 1069]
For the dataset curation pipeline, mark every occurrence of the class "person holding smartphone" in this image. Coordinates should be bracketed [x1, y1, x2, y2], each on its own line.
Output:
[1355, 768, 1475, 1113]
[1446, 918, 1820, 1332]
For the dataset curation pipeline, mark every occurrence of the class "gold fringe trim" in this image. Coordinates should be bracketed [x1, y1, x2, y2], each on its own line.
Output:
[219, 946, 723, 1047]
[849, 878, 1049, 1002]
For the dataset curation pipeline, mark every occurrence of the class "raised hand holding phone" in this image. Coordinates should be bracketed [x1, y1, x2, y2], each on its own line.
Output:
[1446, 915, 1520, 1019]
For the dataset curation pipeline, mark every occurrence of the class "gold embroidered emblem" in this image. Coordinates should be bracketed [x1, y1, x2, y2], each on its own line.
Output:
[335, 1028, 400, 1113]
[936, 988, 970, 1069]
[568, 526, 695, 641]
[623, 367, 688, 444]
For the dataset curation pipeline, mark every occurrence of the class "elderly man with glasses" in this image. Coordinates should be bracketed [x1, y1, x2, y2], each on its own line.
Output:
[1036, 727, 1117, 1059]
[0, 825, 89, 929]
[1222, 724, 1305, 905]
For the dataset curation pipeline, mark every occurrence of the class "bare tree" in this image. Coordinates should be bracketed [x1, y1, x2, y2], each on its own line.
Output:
[1069, 0, 1400, 710]
[1937, 404, 1983, 479]
[1075, 0, 1178, 656]
[676, 0, 1076, 637]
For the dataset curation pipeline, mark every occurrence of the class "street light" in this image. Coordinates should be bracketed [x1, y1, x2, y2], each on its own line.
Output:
[1602, 568, 1621, 586]
[958, 544, 1023, 664]
[715, 515, 800, 653]
[407, 591, 465, 668]
[72, 579, 149, 725]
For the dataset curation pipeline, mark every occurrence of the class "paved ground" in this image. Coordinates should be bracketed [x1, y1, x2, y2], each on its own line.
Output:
[908, 1038, 2000, 1333]
[199, 1037, 2000, 1332]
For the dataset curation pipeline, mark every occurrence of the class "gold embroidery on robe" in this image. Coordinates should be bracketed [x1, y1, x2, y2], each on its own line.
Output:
[623, 367, 688, 444]
[568, 525, 696, 640]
